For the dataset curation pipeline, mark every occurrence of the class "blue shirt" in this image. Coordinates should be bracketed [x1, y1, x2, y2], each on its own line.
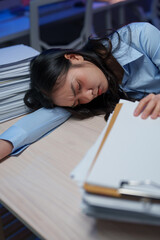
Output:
[0, 107, 71, 155]
[111, 22, 160, 99]
[1, 22, 160, 155]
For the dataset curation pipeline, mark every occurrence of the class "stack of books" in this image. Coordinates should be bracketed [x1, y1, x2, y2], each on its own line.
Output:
[0, 44, 39, 123]
[71, 100, 160, 226]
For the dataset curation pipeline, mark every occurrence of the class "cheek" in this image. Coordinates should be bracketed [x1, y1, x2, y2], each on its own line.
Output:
[52, 89, 74, 107]
[51, 89, 64, 105]
[80, 72, 93, 87]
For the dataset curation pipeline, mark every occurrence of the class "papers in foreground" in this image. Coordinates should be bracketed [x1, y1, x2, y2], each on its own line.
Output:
[71, 100, 160, 225]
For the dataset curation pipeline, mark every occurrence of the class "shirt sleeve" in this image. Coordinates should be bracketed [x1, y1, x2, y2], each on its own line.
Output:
[0, 107, 71, 155]
[133, 22, 160, 69]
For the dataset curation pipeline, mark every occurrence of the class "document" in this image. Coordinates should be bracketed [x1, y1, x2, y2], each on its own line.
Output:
[0, 44, 39, 122]
[84, 101, 160, 199]
[71, 100, 160, 225]
[0, 44, 39, 66]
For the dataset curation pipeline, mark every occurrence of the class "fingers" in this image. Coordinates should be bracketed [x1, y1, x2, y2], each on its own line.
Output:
[134, 94, 154, 118]
[134, 94, 160, 119]
[150, 103, 160, 119]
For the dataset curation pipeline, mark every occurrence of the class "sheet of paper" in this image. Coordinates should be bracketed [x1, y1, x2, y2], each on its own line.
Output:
[0, 82, 30, 99]
[70, 123, 109, 186]
[0, 77, 30, 87]
[0, 44, 39, 123]
[86, 101, 160, 196]
[0, 44, 39, 67]
[71, 100, 132, 186]
[0, 106, 30, 123]
[83, 192, 160, 216]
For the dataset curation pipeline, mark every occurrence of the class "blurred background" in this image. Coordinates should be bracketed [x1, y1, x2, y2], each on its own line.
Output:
[0, 0, 157, 52]
[0, 1, 159, 240]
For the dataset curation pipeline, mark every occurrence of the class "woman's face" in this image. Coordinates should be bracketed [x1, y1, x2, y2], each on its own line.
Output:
[51, 54, 108, 107]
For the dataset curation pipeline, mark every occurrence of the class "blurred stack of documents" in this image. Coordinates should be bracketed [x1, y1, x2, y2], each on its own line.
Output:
[0, 44, 39, 123]
[71, 100, 160, 226]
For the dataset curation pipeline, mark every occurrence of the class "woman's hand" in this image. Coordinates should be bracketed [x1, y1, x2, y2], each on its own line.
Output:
[0, 139, 13, 161]
[134, 93, 160, 119]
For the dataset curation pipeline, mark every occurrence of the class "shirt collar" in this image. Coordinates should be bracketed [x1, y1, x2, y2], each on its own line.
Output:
[102, 37, 143, 75]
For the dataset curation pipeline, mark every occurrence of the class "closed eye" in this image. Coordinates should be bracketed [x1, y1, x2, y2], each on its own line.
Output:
[77, 81, 81, 92]
[71, 81, 81, 107]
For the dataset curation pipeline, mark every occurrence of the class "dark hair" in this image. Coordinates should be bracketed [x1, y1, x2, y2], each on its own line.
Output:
[24, 49, 71, 109]
[24, 32, 130, 121]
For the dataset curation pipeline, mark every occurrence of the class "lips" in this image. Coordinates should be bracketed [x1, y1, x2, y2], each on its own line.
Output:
[98, 87, 102, 96]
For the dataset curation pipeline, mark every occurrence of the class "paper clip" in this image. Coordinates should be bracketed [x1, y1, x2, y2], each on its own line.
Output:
[118, 180, 160, 200]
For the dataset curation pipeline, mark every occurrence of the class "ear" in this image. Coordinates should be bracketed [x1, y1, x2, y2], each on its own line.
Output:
[64, 54, 84, 64]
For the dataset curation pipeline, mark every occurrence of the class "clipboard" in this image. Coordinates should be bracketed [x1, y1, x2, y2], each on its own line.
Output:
[83, 102, 160, 202]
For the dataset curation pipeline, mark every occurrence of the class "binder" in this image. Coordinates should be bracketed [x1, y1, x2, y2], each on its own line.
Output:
[82, 192, 160, 225]
[83, 101, 160, 202]
[71, 100, 160, 225]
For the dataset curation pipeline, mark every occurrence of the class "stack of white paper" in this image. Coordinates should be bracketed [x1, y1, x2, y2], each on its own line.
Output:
[0, 44, 39, 122]
[71, 100, 160, 226]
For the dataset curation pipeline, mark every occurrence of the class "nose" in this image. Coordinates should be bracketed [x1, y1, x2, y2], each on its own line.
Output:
[78, 89, 94, 104]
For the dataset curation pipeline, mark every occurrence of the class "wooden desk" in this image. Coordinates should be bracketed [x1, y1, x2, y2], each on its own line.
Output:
[0, 115, 160, 240]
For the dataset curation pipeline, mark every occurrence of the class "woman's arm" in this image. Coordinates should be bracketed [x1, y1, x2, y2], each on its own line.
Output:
[130, 23, 160, 119]
[0, 107, 71, 160]
[0, 140, 13, 160]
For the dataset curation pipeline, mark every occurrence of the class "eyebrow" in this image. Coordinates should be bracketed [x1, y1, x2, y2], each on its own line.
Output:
[71, 82, 76, 107]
